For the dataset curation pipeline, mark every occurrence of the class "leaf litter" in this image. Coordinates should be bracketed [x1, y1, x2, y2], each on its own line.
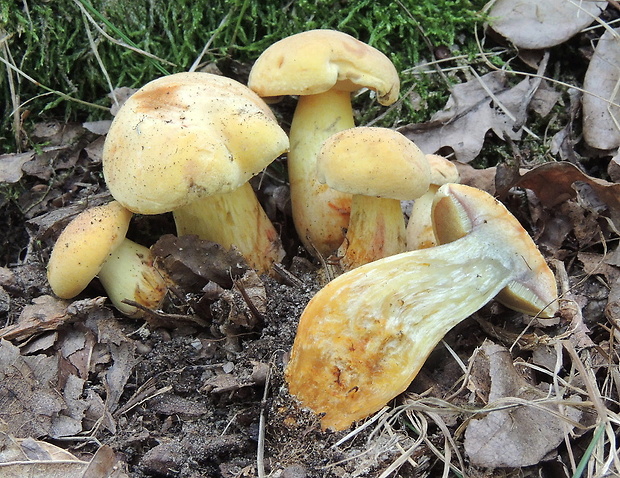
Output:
[3, 3, 620, 478]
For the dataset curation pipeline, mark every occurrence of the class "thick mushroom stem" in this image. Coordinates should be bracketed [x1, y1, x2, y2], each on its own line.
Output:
[289, 89, 354, 257]
[336, 195, 406, 271]
[98, 239, 168, 317]
[173, 182, 285, 273]
[285, 184, 558, 431]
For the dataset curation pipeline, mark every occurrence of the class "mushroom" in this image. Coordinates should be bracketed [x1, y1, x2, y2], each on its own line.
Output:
[285, 183, 558, 431]
[248, 29, 400, 258]
[316, 127, 431, 271]
[47, 201, 167, 317]
[103, 72, 289, 274]
[406, 154, 460, 250]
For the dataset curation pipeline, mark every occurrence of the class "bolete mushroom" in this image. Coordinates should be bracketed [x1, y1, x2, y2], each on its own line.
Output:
[406, 154, 460, 250]
[316, 127, 431, 271]
[285, 184, 558, 431]
[103, 72, 289, 274]
[47, 201, 167, 317]
[248, 29, 400, 258]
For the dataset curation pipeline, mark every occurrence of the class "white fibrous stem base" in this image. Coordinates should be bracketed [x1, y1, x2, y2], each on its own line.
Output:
[289, 89, 355, 257]
[285, 232, 513, 431]
[98, 239, 168, 317]
[337, 195, 406, 270]
[173, 182, 285, 274]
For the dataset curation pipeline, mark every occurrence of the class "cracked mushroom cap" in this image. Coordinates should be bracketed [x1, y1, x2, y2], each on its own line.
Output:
[103, 72, 290, 215]
[316, 127, 431, 200]
[248, 29, 400, 105]
[47, 201, 132, 299]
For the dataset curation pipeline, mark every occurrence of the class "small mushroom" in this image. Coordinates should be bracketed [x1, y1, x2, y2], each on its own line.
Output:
[285, 184, 558, 431]
[406, 154, 460, 250]
[47, 201, 167, 317]
[316, 127, 431, 271]
[103, 72, 289, 274]
[248, 29, 400, 258]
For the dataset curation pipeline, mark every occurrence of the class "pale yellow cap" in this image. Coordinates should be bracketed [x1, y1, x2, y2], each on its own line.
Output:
[426, 154, 460, 186]
[47, 201, 132, 299]
[316, 127, 431, 200]
[248, 30, 400, 105]
[103, 72, 290, 214]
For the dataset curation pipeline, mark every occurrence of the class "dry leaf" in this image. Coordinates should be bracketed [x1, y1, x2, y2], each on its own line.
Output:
[0, 152, 35, 183]
[516, 161, 620, 230]
[464, 341, 582, 468]
[399, 71, 529, 162]
[152, 234, 248, 291]
[582, 27, 620, 150]
[487, 0, 606, 49]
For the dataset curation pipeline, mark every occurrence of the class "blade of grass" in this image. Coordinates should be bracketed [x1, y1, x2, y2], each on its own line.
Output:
[75, 0, 170, 76]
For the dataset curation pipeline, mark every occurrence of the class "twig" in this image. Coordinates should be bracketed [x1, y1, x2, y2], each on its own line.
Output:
[256, 361, 272, 478]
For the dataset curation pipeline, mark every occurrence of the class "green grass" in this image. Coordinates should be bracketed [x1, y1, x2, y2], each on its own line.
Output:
[1, 0, 489, 153]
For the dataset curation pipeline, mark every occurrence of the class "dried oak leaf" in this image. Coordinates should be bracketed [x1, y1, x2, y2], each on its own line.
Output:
[583, 27, 620, 150]
[465, 341, 582, 468]
[516, 161, 620, 230]
[152, 234, 248, 292]
[487, 0, 606, 49]
[399, 71, 530, 162]
[0, 339, 65, 438]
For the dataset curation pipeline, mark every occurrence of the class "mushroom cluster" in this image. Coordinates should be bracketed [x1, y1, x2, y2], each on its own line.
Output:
[45, 29, 557, 434]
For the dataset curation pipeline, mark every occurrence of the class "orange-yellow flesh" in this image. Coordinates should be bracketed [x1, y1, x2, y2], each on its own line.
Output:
[337, 195, 406, 270]
[173, 182, 285, 273]
[98, 238, 168, 317]
[47, 201, 132, 299]
[288, 90, 354, 257]
[286, 184, 558, 430]
[286, 235, 511, 431]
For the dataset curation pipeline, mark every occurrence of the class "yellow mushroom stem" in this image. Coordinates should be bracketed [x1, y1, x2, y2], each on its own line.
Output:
[173, 182, 285, 273]
[285, 184, 558, 431]
[288, 89, 354, 257]
[337, 194, 406, 271]
[98, 238, 168, 317]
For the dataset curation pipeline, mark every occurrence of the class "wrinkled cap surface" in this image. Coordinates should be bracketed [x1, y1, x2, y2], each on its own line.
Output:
[316, 127, 431, 200]
[248, 29, 400, 105]
[47, 201, 132, 299]
[103, 72, 290, 214]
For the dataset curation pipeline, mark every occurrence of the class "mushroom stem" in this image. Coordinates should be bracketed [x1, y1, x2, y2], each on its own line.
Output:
[406, 184, 441, 250]
[337, 195, 406, 270]
[98, 238, 168, 317]
[289, 89, 354, 257]
[173, 182, 285, 273]
[285, 184, 558, 431]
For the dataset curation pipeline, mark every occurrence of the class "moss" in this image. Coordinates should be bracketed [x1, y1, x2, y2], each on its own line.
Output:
[1, 0, 489, 152]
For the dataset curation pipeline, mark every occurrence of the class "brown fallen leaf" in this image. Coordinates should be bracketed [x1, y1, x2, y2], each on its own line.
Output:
[0, 151, 35, 183]
[0, 431, 127, 478]
[582, 27, 620, 150]
[399, 71, 531, 162]
[464, 341, 582, 468]
[487, 0, 606, 49]
[516, 161, 620, 230]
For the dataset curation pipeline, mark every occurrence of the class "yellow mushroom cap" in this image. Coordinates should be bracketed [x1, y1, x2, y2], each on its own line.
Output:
[47, 201, 132, 299]
[103, 72, 290, 215]
[316, 127, 431, 200]
[426, 154, 460, 186]
[248, 29, 400, 105]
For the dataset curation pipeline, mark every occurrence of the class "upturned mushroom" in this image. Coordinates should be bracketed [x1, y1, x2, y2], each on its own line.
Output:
[316, 127, 431, 271]
[248, 29, 400, 258]
[103, 72, 289, 274]
[406, 154, 460, 250]
[47, 201, 168, 317]
[285, 184, 558, 431]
